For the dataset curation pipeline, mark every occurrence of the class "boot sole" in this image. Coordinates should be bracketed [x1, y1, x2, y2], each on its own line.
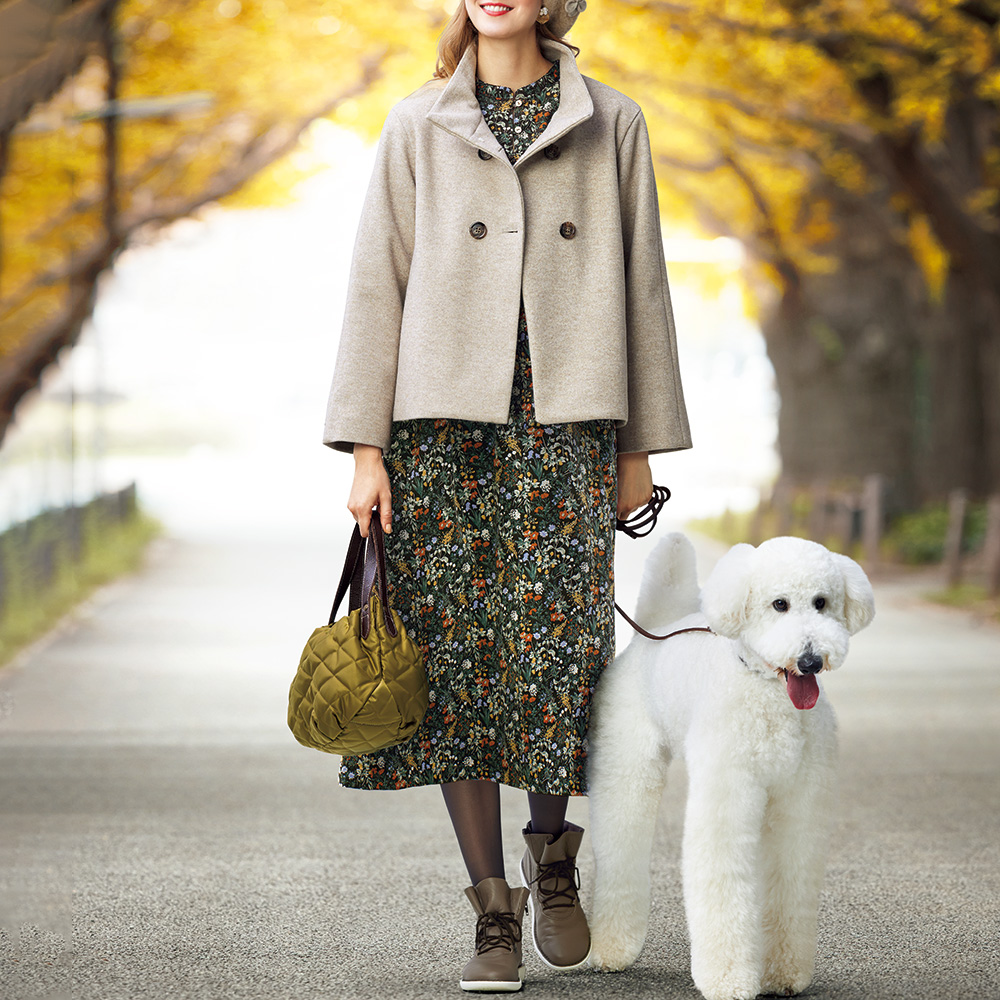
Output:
[460, 965, 524, 992]
[519, 858, 593, 972]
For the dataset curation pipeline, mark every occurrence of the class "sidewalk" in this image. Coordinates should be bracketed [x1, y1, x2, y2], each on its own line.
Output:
[1, 515, 998, 1000]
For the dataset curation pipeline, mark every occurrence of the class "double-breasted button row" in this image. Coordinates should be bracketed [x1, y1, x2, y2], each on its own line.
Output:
[469, 221, 577, 240]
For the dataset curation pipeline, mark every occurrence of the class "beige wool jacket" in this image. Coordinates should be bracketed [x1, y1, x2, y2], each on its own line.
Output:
[323, 37, 692, 456]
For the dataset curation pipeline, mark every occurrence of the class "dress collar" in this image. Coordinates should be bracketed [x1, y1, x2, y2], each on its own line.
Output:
[426, 38, 594, 166]
[476, 59, 559, 104]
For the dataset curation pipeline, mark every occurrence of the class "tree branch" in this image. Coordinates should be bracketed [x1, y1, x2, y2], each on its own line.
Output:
[879, 128, 1000, 286]
[717, 144, 801, 294]
[0, 49, 387, 442]
[956, 1, 1000, 28]
[123, 51, 384, 232]
[620, 0, 937, 62]
[656, 152, 726, 173]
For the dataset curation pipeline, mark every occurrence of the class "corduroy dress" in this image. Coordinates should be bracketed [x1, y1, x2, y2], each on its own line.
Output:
[339, 61, 616, 796]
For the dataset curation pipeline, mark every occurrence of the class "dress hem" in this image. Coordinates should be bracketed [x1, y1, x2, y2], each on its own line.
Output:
[338, 768, 591, 797]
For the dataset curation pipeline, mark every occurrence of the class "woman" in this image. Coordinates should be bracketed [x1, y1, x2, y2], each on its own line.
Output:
[324, 0, 691, 991]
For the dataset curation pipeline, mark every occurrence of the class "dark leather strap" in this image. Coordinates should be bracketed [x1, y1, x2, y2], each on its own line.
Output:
[371, 517, 398, 637]
[360, 524, 378, 638]
[616, 484, 671, 538]
[328, 512, 398, 639]
[359, 516, 398, 639]
[613, 601, 714, 643]
[329, 525, 366, 625]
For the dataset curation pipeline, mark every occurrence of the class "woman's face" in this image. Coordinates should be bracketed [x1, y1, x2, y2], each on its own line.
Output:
[464, 0, 543, 41]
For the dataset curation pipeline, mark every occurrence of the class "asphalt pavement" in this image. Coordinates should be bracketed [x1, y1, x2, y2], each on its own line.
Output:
[1, 517, 998, 1000]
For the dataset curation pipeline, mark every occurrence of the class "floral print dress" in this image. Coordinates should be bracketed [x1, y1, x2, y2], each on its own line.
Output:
[339, 60, 618, 796]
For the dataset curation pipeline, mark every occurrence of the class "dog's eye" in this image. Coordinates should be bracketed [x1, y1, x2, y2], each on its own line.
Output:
[814, 596, 826, 611]
[772, 599, 789, 613]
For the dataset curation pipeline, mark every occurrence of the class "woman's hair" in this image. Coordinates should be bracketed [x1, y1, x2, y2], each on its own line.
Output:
[433, 2, 581, 79]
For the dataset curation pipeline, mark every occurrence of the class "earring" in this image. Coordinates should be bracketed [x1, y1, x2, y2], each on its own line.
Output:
[537, 5, 549, 23]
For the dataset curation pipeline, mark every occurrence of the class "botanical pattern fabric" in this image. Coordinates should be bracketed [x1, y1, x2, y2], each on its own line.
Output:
[339, 57, 616, 796]
[474, 59, 559, 163]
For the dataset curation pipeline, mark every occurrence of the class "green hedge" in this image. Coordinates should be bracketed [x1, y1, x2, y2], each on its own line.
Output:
[0, 486, 159, 666]
[883, 502, 986, 565]
[689, 497, 989, 568]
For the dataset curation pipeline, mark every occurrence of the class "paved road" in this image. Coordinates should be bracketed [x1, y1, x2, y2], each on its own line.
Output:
[1, 517, 998, 1000]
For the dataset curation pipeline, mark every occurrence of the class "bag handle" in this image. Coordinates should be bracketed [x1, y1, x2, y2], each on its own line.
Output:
[325, 509, 398, 639]
[359, 514, 398, 639]
[328, 524, 367, 625]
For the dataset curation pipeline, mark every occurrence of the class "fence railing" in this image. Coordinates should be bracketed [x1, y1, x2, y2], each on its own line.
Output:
[742, 476, 1000, 597]
[0, 483, 138, 622]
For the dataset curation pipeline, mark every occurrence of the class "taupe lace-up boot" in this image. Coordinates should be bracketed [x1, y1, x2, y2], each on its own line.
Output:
[519, 821, 592, 970]
[460, 877, 530, 993]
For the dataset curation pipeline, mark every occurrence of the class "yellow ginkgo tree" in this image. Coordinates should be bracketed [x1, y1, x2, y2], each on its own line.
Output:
[3, 0, 998, 506]
[584, 0, 1000, 503]
[0, 0, 447, 439]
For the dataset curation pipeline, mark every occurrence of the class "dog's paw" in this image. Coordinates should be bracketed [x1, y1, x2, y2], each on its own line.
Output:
[760, 974, 811, 997]
[694, 971, 760, 1000]
[588, 936, 643, 972]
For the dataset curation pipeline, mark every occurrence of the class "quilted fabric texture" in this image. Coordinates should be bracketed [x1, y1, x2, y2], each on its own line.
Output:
[288, 591, 428, 755]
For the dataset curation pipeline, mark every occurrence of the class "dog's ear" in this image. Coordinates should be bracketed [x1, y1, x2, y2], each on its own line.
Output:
[831, 553, 875, 634]
[700, 543, 756, 638]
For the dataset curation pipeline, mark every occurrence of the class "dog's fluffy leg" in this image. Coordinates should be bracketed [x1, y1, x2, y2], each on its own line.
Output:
[587, 654, 670, 972]
[760, 735, 838, 996]
[682, 757, 767, 1000]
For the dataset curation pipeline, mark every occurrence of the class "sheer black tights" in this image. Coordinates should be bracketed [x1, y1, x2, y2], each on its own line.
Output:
[441, 779, 569, 885]
[441, 780, 504, 885]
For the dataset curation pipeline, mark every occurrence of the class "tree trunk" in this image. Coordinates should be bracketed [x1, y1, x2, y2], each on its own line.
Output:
[920, 267, 1000, 498]
[762, 271, 922, 510]
[756, 193, 927, 509]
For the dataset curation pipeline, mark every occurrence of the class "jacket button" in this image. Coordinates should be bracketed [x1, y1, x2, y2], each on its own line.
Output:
[478, 149, 492, 160]
[559, 221, 576, 240]
[470, 221, 488, 239]
[544, 144, 561, 160]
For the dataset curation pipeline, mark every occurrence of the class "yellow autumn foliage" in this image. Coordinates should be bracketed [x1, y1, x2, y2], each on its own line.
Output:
[4, 0, 998, 360]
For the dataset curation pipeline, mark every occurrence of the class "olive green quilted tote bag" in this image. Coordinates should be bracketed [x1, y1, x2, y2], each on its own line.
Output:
[288, 517, 427, 755]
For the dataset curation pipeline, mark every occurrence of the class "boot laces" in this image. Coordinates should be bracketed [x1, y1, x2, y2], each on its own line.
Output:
[530, 857, 581, 910]
[474, 910, 522, 955]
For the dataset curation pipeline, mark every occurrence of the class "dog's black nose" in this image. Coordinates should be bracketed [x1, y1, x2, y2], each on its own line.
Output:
[797, 650, 824, 674]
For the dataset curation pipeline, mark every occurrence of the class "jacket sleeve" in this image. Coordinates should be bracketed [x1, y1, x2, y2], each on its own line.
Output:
[616, 109, 692, 456]
[323, 106, 416, 453]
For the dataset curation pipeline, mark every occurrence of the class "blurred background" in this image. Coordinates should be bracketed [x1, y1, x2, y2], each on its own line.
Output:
[1, 0, 999, 652]
[1, 6, 999, 998]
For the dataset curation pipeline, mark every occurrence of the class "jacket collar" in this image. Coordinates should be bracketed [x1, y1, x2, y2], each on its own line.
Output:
[426, 37, 594, 167]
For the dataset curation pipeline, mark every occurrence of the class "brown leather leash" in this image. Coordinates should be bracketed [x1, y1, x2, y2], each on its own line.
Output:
[614, 484, 716, 642]
[613, 606, 714, 643]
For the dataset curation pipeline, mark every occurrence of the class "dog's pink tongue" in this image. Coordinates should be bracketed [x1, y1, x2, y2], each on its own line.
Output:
[786, 672, 819, 710]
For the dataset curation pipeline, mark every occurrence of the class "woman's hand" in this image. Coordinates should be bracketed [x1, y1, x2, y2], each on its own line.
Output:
[348, 444, 393, 538]
[616, 451, 653, 520]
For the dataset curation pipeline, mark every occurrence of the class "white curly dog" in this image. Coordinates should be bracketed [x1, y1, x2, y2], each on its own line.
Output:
[588, 533, 875, 1000]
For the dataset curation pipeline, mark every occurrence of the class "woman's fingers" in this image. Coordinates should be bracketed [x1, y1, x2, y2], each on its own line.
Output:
[348, 446, 392, 538]
[379, 482, 393, 534]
